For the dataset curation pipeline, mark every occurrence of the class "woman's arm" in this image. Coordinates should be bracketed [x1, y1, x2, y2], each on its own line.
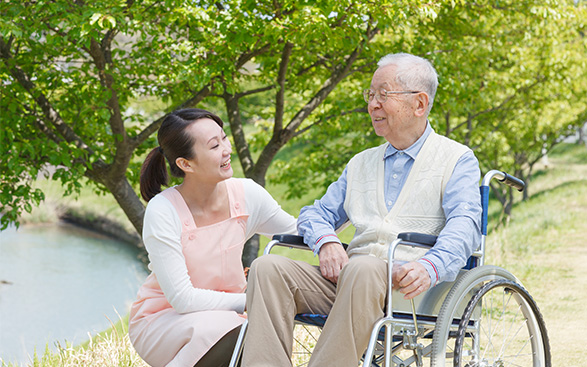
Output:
[143, 195, 245, 314]
[242, 179, 297, 239]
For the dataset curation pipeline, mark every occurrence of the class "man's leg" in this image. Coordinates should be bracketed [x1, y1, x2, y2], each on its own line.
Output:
[242, 254, 336, 367]
[308, 256, 387, 367]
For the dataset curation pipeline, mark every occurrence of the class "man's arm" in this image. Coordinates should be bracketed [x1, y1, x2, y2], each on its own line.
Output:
[298, 167, 350, 283]
[395, 151, 482, 299]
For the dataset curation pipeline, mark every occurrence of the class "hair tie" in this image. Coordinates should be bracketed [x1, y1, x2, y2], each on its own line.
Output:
[158, 146, 164, 154]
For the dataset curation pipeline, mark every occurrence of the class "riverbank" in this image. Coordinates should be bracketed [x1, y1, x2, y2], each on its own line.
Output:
[16, 178, 148, 266]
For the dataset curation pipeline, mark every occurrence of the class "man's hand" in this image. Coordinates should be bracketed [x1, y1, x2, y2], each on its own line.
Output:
[318, 242, 349, 284]
[392, 261, 431, 300]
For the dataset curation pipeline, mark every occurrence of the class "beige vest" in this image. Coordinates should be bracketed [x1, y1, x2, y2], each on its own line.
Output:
[343, 132, 470, 260]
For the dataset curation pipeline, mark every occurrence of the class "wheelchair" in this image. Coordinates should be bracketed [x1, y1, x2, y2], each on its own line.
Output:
[229, 170, 551, 367]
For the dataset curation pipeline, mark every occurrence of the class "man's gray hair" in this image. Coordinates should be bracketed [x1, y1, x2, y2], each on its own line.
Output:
[377, 53, 438, 115]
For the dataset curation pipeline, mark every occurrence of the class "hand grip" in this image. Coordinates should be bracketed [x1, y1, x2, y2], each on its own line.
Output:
[498, 172, 525, 192]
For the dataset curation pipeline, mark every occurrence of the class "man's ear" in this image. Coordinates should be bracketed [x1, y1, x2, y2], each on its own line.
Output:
[175, 157, 194, 173]
[414, 92, 430, 118]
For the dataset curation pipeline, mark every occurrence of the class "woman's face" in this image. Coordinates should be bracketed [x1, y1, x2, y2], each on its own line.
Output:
[181, 118, 233, 182]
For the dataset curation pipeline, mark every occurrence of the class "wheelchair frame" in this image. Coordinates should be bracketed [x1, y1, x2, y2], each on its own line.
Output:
[229, 170, 551, 367]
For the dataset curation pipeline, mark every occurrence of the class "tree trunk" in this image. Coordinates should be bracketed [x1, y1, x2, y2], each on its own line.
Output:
[106, 178, 146, 236]
[242, 234, 260, 268]
[86, 167, 146, 237]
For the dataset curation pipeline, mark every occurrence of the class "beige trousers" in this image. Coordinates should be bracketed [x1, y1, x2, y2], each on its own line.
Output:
[242, 254, 387, 367]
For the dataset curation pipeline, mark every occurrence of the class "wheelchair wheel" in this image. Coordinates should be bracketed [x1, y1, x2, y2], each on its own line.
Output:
[430, 265, 519, 367]
[454, 279, 550, 367]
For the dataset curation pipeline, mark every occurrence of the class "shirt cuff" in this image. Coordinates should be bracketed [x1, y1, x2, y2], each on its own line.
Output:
[232, 293, 246, 314]
[418, 257, 439, 287]
[313, 234, 342, 255]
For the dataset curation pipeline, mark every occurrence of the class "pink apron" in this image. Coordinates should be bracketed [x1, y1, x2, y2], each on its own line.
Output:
[129, 179, 248, 367]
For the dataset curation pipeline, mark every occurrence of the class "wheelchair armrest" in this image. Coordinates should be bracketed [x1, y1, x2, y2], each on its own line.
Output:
[397, 232, 437, 247]
[265, 234, 312, 254]
[271, 234, 306, 245]
[266, 234, 349, 255]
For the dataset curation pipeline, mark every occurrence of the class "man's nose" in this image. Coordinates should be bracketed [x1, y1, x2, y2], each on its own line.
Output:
[369, 97, 381, 110]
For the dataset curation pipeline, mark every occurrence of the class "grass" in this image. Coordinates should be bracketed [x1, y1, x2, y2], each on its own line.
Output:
[1, 315, 149, 367]
[6, 142, 587, 366]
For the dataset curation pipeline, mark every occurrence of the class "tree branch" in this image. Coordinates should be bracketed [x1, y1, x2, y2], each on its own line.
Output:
[283, 26, 379, 137]
[0, 36, 95, 157]
[294, 107, 367, 137]
[235, 42, 272, 71]
[275, 42, 293, 132]
[236, 85, 275, 98]
[223, 90, 255, 178]
[252, 24, 379, 181]
[131, 85, 212, 149]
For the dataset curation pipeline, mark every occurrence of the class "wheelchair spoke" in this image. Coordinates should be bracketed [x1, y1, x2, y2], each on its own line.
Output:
[454, 279, 550, 367]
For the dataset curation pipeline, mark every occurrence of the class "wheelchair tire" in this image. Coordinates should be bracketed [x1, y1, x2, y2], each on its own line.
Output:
[429, 265, 519, 367]
[454, 279, 551, 367]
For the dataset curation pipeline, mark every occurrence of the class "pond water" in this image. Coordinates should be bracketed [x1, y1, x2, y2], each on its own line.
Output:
[0, 223, 149, 365]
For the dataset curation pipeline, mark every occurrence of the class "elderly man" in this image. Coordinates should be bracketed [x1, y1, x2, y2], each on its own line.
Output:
[242, 53, 482, 367]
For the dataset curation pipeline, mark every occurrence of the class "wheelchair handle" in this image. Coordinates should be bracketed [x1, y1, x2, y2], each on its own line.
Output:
[481, 170, 525, 192]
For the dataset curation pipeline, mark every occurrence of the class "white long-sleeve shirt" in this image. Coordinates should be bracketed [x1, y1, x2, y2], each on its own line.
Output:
[142, 178, 297, 314]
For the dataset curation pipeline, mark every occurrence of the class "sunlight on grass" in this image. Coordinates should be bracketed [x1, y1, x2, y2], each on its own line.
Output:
[2, 314, 147, 367]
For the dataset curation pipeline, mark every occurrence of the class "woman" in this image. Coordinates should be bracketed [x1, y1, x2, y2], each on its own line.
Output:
[128, 108, 297, 367]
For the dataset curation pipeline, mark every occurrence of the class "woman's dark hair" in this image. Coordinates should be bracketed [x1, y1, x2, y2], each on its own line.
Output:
[139, 108, 224, 202]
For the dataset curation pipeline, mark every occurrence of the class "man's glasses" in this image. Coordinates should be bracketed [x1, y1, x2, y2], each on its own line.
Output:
[363, 89, 420, 104]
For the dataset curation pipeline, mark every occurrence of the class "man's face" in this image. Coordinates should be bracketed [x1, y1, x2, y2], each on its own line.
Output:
[367, 65, 418, 144]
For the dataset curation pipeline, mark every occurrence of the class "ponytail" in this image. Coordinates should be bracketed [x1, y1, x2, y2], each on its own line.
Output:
[140, 147, 168, 202]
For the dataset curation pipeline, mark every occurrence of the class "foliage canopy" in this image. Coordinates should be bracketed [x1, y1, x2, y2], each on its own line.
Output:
[1, 0, 585, 261]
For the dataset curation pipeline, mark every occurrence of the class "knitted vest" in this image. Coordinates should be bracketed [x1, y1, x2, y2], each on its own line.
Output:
[343, 132, 470, 261]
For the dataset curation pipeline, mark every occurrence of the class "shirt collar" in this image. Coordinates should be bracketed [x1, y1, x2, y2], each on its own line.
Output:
[383, 122, 433, 160]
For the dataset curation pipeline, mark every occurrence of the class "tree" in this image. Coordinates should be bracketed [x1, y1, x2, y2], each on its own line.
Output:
[0, 0, 442, 265]
[2, 0, 585, 265]
[276, 0, 587, 218]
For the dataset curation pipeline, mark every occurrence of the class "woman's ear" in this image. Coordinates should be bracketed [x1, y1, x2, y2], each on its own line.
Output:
[175, 157, 194, 174]
[414, 92, 430, 117]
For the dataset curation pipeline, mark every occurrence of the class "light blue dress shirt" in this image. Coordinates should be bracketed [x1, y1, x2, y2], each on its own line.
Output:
[297, 123, 482, 284]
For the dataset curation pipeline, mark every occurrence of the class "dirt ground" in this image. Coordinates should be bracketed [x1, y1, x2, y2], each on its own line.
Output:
[531, 237, 587, 366]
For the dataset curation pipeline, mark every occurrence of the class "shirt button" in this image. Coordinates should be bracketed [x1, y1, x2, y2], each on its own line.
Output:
[183, 220, 190, 227]
[392, 174, 398, 179]
[235, 203, 240, 209]
[399, 152, 404, 155]
[189, 234, 195, 240]
[387, 201, 393, 206]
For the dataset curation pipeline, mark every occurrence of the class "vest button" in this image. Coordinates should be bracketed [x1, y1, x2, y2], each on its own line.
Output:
[235, 203, 240, 209]
[184, 220, 190, 227]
